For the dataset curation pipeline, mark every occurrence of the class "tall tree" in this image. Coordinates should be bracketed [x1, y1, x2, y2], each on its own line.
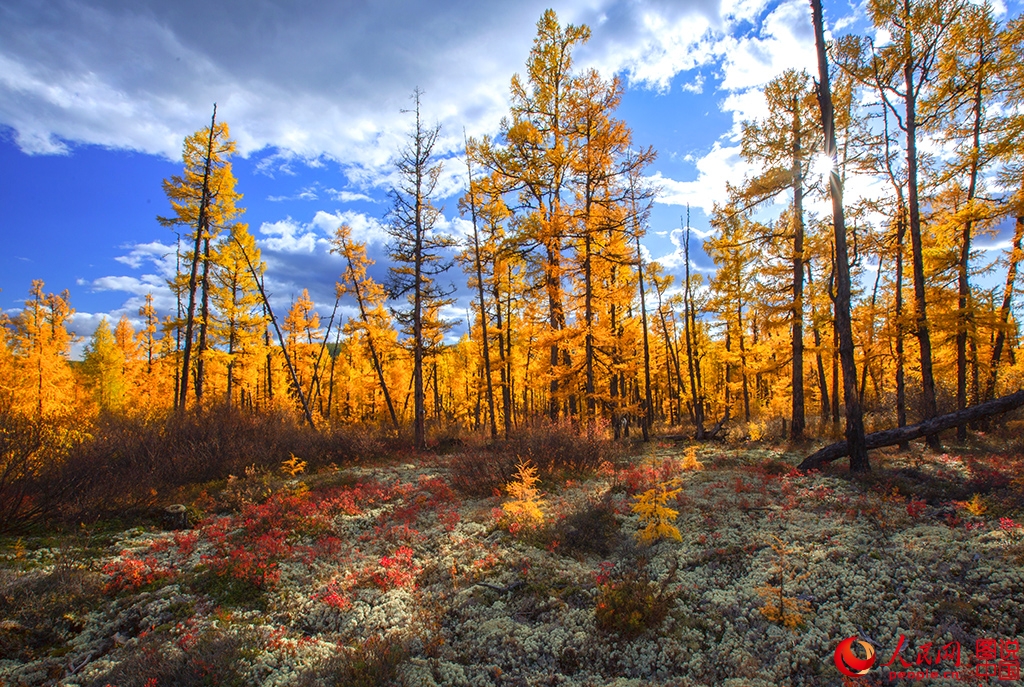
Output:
[471, 10, 590, 420]
[862, 0, 967, 447]
[386, 89, 455, 449]
[210, 223, 266, 407]
[738, 69, 821, 440]
[460, 134, 498, 439]
[83, 318, 126, 413]
[12, 282, 76, 420]
[159, 105, 242, 411]
[332, 224, 401, 429]
[811, 0, 869, 470]
[928, 2, 1004, 438]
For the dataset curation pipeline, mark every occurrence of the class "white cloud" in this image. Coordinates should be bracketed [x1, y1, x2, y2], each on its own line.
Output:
[0, 0, 558, 173]
[112, 241, 178, 277]
[649, 141, 756, 213]
[652, 226, 716, 271]
[681, 73, 706, 94]
[326, 189, 374, 204]
[258, 218, 322, 254]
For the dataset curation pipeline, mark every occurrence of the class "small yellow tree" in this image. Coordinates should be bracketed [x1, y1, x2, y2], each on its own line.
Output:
[632, 479, 682, 543]
[502, 460, 545, 529]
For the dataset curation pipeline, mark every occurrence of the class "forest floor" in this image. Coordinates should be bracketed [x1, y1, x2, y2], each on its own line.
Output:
[1, 441, 1024, 687]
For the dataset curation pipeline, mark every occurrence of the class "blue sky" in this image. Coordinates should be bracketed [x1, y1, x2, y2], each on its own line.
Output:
[1, 0, 1019, 355]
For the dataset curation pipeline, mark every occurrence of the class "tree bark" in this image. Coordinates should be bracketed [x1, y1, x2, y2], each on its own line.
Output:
[177, 105, 218, 412]
[902, 0, 941, 450]
[811, 0, 868, 470]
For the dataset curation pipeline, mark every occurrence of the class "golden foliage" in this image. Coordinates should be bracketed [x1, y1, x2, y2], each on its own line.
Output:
[680, 446, 703, 471]
[281, 454, 307, 477]
[502, 460, 545, 529]
[964, 493, 988, 516]
[757, 536, 811, 630]
[632, 479, 682, 543]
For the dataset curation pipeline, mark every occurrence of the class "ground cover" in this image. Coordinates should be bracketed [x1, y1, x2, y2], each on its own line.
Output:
[1, 443, 1023, 686]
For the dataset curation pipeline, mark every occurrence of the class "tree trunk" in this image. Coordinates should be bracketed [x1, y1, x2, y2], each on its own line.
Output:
[178, 105, 218, 412]
[902, 0, 940, 449]
[636, 235, 653, 441]
[799, 390, 1024, 471]
[791, 105, 806, 441]
[683, 217, 705, 439]
[986, 214, 1024, 401]
[463, 143, 498, 439]
[811, 0, 868, 471]
[957, 72, 984, 440]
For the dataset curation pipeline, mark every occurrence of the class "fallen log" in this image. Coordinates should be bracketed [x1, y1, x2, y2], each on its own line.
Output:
[798, 389, 1024, 472]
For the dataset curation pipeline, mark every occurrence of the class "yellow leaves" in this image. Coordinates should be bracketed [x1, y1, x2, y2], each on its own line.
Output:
[964, 493, 987, 516]
[502, 460, 545, 530]
[757, 536, 812, 630]
[681, 446, 703, 471]
[632, 479, 682, 544]
[756, 586, 812, 629]
[281, 454, 307, 477]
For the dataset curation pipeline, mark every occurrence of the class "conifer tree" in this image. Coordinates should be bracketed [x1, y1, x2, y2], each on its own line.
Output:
[83, 318, 126, 413]
[211, 223, 266, 407]
[386, 89, 455, 449]
[159, 105, 243, 411]
[12, 281, 76, 419]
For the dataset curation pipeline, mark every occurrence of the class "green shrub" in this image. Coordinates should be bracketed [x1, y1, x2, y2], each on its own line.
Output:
[594, 565, 675, 640]
[297, 634, 407, 687]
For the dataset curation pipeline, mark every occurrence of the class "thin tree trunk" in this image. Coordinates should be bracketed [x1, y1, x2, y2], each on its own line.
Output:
[195, 235, 212, 406]
[178, 105, 218, 412]
[957, 70, 984, 440]
[683, 216, 705, 439]
[986, 214, 1024, 401]
[812, 0, 868, 470]
[233, 236, 315, 428]
[791, 104, 806, 440]
[464, 138, 498, 439]
[902, 0, 940, 449]
[636, 235, 653, 441]
[895, 210, 909, 448]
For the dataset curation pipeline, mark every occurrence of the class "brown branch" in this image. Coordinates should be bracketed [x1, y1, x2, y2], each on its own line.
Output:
[798, 389, 1024, 471]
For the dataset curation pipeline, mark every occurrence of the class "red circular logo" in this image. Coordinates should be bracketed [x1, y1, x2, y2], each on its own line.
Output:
[835, 636, 876, 677]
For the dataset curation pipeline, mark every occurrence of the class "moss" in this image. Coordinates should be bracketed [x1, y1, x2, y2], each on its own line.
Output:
[188, 568, 268, 611]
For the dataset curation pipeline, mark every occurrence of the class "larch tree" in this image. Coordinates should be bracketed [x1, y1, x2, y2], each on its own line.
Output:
[83, 318, 126, 413]
[860, 0, 967, 446]
[471, 10, 590, 420]
[332, 224, 400, 429]
[282, 289, 323, 416]
[738, 69, 821, 440]
[928, 1, 1005, 437]
[459, 136, 499, 439]
[811, 0, 868, 470]
[385, 89, 456, 450]
[211, 223, 267, 408]
[707, 205, 757, 425]
[986, 13, 1024, 401]
[12, 282, 76, 420]
[159, 105, 243, 412]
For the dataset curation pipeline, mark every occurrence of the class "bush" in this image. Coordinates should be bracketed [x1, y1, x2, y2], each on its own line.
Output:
[555, 498, 621, 558]
[450, 419, 626, 497]
[0, 551, 105, 661]
[297, 634, 407, 687]
[85, 626, 261, 687]
[594, 562, 676, 640]
[0, 409, 91, 534]
[30, 407, 408, 526]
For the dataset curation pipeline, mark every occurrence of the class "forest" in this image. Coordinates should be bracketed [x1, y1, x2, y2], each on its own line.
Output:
[2, 3, 1024, 686]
